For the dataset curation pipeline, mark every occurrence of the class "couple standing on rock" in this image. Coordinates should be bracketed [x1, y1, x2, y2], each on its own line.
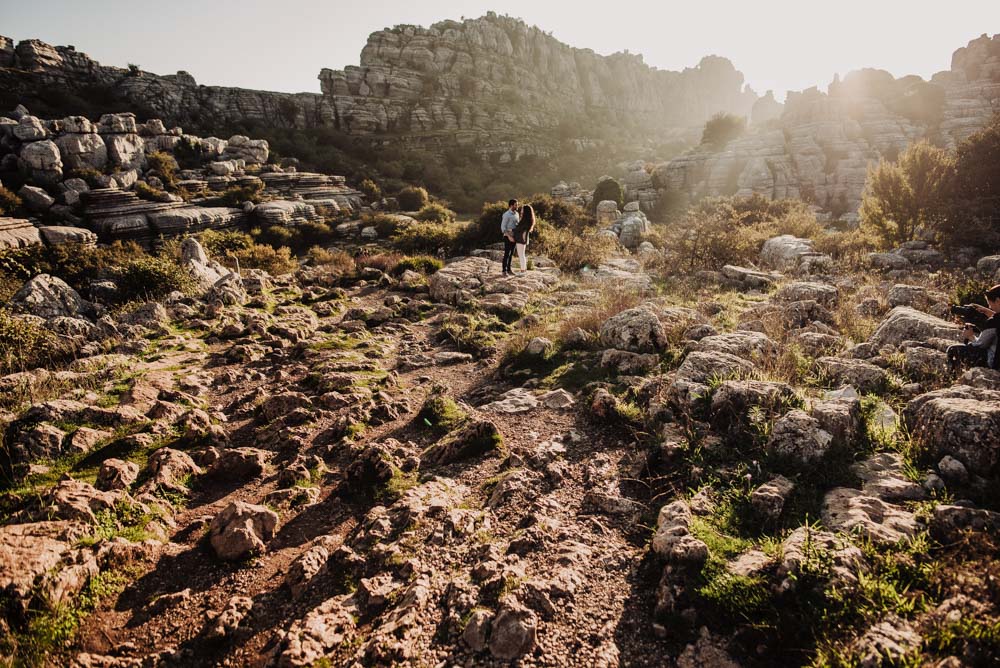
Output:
[500, 198, 536, 276]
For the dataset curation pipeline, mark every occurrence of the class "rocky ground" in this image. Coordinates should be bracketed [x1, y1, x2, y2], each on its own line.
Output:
[3, 226, 1000, 668]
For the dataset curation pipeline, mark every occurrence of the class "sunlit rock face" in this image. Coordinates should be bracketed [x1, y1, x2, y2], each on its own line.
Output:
[0, 14, 755, 160]
[655, 33, 1000, 223]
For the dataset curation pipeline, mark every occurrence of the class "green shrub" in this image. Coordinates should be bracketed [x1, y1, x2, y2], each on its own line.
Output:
[397, 185, 429, 211]
[146, 151, 178, 189]
[114, 256, 194, 301]
[392, 221, 466, 255]
[701, 112, 747, 147]
[592, 177, 624, 212]
[173, 136, 203, 170]
[307, 246, 355, 274]
[417, 391, 468, 435]
[859, 140, 954, 248]
[134, 181, 173, 203]
[198, 229, 254, 257]
[0, 308, 60, 374]
[232, 244, 297, 275]
[392, 255, 443, 276]
[527, 193, 595, 232]
[219, 181, 264, 207]
[0, 185, 22, 215]
[68, 167, 105, 189]
[359, 178, 381, 201]
[416, 202, 456, 224]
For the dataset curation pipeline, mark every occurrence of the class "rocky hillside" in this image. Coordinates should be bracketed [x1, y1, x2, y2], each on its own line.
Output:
[0, 107, 365, 250]
[654, 33, 1000, 222]
[3, 185, 1000, 665]
[0, 13, 757, 162]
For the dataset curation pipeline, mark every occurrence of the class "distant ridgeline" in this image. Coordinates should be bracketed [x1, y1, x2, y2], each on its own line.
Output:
[0, 12, 757, 162]
[650, 33, 1000, 223]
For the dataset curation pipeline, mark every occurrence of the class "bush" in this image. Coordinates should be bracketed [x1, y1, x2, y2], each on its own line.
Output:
[860, 140, 955, 248]
[392, 255, 443, 276]
[397, 186, 429, 211]
[537, 227, 620, 272]
[173, 136, 203, 170]
[0, 308, 60, 375]
[592, 177, 624, 212]
[68, 167, 106, 189]
[134, 181, 173, 203]
[231, 244, 297, 275]
[701, 112, 747, 148]
[198, 229, 254, 258]
[0, 185, 22, 215]
[528, 194, 596, 233]
[361, 213, 408, 239]
[307, 246, 355, 274]
[392, 222, 466, 255]
[947, 113, 1000, 248]
[114, 256, 194, 302]
[359, 178, 381, 201]
[665, 195, 822, 271]
[356, 252, 403, 274]
[146, 151, 178, 189]
[219, 181, 264, 207]
[415, 202, 456, 224]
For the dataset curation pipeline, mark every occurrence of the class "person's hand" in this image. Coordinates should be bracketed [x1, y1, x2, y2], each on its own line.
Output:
[962, 326, 976, 342]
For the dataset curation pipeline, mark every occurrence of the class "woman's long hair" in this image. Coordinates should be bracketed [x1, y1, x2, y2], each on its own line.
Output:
[520, 204, 536, 230]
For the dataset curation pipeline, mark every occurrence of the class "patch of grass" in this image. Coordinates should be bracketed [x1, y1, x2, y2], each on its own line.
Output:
[416, 392, 468, 436]
[6, 568, 132, 666]
[76, 500, 161, 547]
[438, 312, 511, 358]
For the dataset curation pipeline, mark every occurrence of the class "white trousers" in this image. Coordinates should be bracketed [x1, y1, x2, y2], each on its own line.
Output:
[516, 243, 527, 271]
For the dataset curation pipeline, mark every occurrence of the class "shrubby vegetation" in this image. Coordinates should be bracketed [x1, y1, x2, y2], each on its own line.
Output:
[415, 202, 456, 224]
[664, 195, 822, 270]
[701, 112, 747, 148]
[0, 308, 60, 375]
[591, 177, 624, 212]
[861, 113, 1000, 249]
[397, 186, 430, 211]
[0, 184, 23, 216]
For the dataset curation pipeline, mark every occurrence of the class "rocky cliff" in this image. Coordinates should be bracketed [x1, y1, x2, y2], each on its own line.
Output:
[654, 33, 1000, 222]
[0, 13, 757, 161]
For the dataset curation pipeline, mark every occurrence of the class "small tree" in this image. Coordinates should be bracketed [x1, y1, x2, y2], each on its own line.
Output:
[948, 114, 1000, 247]
[359, 178, 382, 202]
[592, 177, 624, 212]
[397, 186, 429, 211]
[859, 140, 955, 248]
[701, 112, 746, 148]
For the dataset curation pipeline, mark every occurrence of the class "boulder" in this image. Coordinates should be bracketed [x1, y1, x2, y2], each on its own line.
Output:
[773, 281, 838, 306]
[669, 351, 755, 409]
[903, 385, 1000, 473]
[18, 185, 54, 212]
[693, 331, 779, 360]
[95, 459, 139, 491]
[868, 307, 957, 350]
[278, 595, 357, 667]
[760, 235, 814, 270]
[710, 380, 798, 434]
[751, 475, 794, 521]
[55, 132, 107, 171]
[489, 598, 538, 661]
[766, 409, 833, 463]
[11, 274, 93, 319]
[599, 305, 667, 353]
[815, 356, 889, 394]
[209, 501, 279, 560]
[651, 500, 709, 564]
[821, 488, 919, 543]
[18, 139, 63, 184]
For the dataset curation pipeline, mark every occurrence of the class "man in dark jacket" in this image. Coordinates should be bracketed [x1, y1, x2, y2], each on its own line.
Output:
[948, 283, 1000, 371]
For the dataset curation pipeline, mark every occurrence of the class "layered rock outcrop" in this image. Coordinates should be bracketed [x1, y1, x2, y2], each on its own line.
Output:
[0, 14, 756, 160]
[655, 33, 1000, 222]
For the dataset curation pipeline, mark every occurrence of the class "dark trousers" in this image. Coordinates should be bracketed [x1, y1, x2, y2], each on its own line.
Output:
[947, 344, 988, 371]
[502, 238, 516, 272]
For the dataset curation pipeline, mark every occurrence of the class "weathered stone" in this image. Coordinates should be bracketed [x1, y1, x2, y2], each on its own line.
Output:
[11, 274, 92, 319]
[209, 501, 279, 560]
[599, 305, 666, 353]
[489, 598, 537, 661]
[766, 409, 833, 463]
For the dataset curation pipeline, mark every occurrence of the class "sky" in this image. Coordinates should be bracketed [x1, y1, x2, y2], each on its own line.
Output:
[2, 0, 998, 101]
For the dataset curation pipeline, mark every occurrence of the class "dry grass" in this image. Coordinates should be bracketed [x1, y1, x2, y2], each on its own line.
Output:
[356, 252, 403, 274]
[555, 285, 645, 340]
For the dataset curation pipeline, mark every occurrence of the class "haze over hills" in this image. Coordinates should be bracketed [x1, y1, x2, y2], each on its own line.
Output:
[2, 14, 998, 221]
